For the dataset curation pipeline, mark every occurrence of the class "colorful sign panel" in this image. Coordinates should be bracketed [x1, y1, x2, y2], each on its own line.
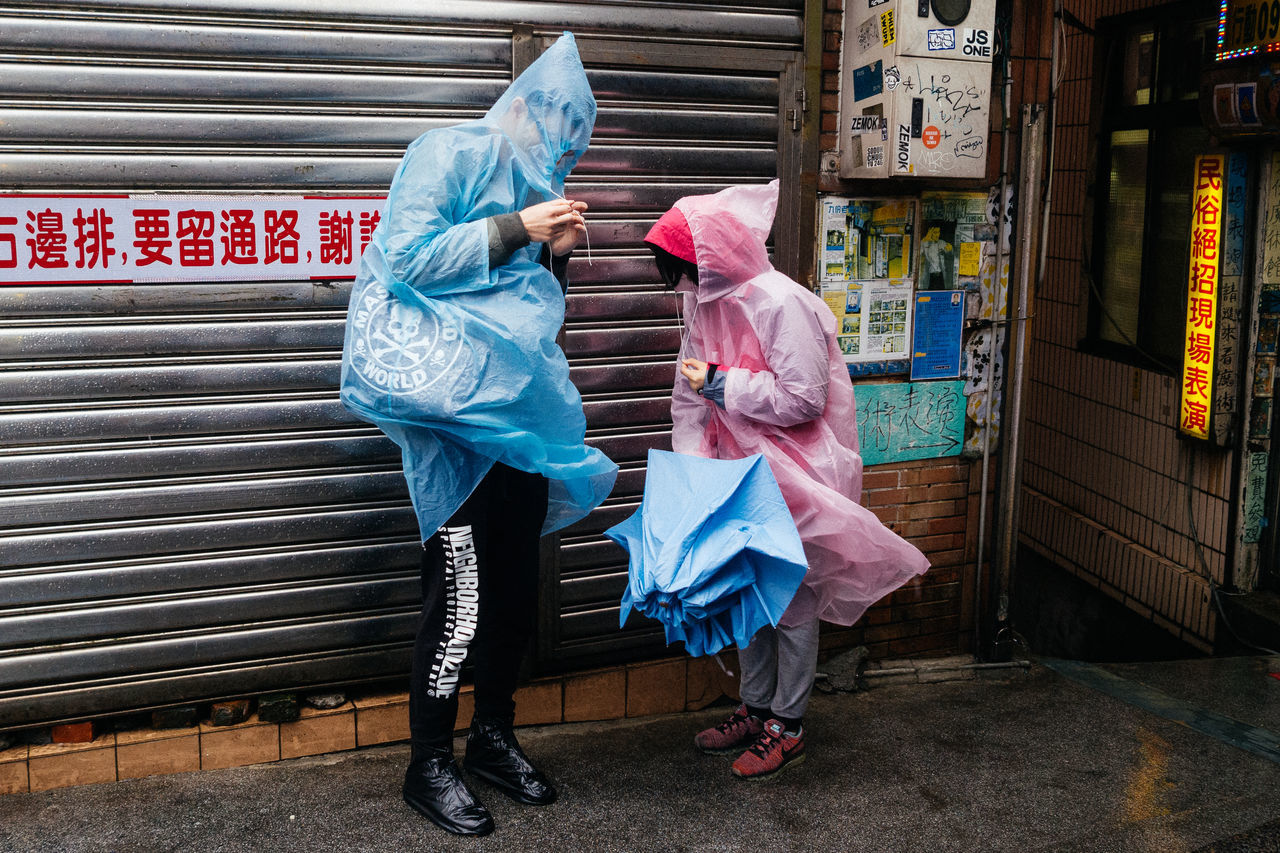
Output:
[1179, 155, 1226, 440]
[0, 194, 385, 284]
[1218, 0, 1280, 60]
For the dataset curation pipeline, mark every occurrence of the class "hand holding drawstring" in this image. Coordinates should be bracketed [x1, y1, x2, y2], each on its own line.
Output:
[680, 358, 709, 393]
[520, 199, 587, 256]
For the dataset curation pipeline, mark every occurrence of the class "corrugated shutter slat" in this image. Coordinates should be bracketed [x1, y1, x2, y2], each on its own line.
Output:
[0, 1, 800, 726]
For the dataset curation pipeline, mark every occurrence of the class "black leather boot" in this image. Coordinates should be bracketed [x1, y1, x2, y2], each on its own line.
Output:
[403, 749, 495, 836]
[463, 717, 557, 805]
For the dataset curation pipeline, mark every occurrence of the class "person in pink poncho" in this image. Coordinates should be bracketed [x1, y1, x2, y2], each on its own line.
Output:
[644, 179, 930, 780]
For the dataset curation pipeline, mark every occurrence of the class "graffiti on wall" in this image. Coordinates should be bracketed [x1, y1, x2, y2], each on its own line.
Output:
[854, 380, 965, 465]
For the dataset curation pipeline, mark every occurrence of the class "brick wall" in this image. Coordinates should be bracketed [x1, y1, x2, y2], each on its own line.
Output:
[820, 0, 843, 158]
[1017, 0, 1221, 650]
[816, 458, 986, 660]
[865, 460, 973, 652]
[814, 0, 1061, 658]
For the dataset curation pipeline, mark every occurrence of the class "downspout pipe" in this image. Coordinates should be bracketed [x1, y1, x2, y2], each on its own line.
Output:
[975, 9, 1015, 660]
[992, 0, 1060, 655]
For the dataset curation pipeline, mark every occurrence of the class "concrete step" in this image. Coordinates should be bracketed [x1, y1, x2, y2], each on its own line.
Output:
[1216, 589, 1280, 655]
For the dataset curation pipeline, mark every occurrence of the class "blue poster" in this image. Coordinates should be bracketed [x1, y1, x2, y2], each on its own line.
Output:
[910, 290, 964, 380]
[1224, 151, 1247, 278]
[853, 60, 883, 103]
[848, 360, 909, 377]
[854, 380, 965, 466]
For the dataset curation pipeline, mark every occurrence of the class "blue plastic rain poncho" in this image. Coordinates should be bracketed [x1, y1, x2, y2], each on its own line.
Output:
[340, 32, 618, 538]
[607, 450, 808, 657]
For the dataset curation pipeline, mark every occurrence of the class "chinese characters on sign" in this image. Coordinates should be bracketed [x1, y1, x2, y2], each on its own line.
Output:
[1244, 451, 1269, 543]
[1218, 0, 1280, 60]
[0, 195, 385, 284]
[854, 380, 965, 465]
[1212, 152, 1249, 445]
[1180, 155, 1225, 440]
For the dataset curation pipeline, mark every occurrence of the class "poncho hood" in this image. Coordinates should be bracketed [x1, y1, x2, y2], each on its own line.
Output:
[644, 207, 697, 264]
[674, 180, 779, 301]
[483, 32, 596, 195]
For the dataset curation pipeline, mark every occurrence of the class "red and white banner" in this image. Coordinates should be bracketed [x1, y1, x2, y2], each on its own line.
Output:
[0, 194, 386, 285]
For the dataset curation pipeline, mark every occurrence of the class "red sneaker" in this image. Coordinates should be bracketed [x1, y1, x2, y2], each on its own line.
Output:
[731, 720, 806, 779]
[693, 704, 765, 755]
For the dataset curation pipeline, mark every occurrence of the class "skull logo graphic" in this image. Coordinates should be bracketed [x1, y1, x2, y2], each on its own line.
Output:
[387, 302, 423, 344]
[353, 284, 466, 396]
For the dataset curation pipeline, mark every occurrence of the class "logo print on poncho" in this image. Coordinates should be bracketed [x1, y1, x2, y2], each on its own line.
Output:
[350, 284, 463, 396]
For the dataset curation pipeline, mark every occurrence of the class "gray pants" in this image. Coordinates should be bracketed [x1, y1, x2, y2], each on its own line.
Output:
[737, 617, 820, 722]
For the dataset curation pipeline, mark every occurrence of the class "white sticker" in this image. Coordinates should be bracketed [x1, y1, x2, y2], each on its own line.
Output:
[866, 146, 885, 168]
[884, 65, 901, 91]
[927, 29, 956, 51]
[962, 29, 992, 57]
[857, 17, 878, 52]
[896, 125, 912, 173]
[850, 115, 882, 134]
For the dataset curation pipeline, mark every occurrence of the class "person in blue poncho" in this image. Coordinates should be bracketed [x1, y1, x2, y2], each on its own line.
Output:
[340, 33, 618, 837]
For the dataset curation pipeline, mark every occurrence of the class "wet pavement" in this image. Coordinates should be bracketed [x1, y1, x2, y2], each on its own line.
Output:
[2, 655, 1280, 852]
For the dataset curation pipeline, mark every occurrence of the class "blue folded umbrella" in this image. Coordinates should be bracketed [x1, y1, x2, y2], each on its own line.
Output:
[605, 449, 808, 657]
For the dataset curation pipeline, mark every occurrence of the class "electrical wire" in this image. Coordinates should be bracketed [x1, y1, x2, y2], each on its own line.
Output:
[1183, 449, 1213, 580]
[1210, 577, 1280, 656]
[549, 188, 591, 265]
[1183, 444, 1280, 655]
[1080, 245, 1177, 373]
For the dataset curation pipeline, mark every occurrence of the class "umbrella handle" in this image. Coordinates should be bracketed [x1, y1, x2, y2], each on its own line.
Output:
[713, 652, 735, 678]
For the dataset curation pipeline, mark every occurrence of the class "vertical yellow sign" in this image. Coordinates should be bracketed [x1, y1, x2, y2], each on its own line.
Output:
[1179, 155, 1224, 440]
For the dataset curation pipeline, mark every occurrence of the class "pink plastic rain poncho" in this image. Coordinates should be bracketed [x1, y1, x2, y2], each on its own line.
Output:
[658, 180, 930, 627]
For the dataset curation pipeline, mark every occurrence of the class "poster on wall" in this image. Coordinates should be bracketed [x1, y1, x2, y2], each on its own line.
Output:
[818, 196, 915, 373]
[910, 290, 964, 380]
[917, 191, 994, 293]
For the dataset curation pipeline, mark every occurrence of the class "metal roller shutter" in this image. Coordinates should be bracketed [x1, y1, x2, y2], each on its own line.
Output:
[546, 35, 805, 668]
[0, 1, 803, 727]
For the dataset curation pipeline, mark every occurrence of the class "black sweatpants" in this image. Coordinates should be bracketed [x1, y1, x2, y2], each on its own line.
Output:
[409, 462, 549, 753]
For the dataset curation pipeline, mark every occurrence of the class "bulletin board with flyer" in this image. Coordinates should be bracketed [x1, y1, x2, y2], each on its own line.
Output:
[818, 190, 1010, 462]
[817, 196, 915, 375]
[818, 191, 1004, 376]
